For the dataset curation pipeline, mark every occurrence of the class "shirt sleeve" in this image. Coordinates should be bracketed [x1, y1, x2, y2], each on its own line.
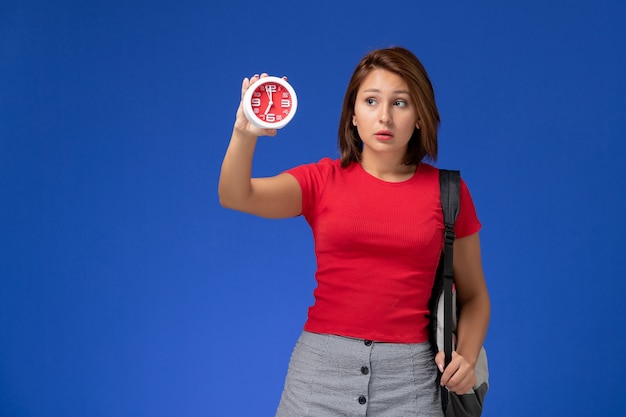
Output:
[284, 157, 335, 219]
[455, 178, 482, 238]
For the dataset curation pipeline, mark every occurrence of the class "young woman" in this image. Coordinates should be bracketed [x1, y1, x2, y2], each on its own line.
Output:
[219, 46, 490, 417]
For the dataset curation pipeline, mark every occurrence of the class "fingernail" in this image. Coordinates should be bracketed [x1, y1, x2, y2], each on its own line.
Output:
[438, 363, 444, 373]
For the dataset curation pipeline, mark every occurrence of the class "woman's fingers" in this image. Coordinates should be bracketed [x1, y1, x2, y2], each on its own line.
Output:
[435, 351, 476, 394]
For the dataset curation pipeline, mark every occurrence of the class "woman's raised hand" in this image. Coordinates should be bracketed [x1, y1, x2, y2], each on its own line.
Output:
[234, 73, 278, 138]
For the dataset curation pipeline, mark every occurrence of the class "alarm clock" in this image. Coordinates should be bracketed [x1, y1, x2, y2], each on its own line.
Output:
[242, 76, 298, 129]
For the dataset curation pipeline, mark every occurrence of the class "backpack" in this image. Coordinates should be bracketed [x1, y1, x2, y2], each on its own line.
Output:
[428, 169, 489, 417]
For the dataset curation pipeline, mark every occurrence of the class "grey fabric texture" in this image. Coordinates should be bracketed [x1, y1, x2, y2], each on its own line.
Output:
[276, 331, 444, 417]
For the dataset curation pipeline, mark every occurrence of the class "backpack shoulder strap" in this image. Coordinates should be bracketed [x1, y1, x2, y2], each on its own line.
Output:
[439, 169, 460, 366]
[439, 169, 461, 233]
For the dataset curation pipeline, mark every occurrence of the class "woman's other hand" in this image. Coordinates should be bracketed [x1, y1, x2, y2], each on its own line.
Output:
[435, 350, 477, 395]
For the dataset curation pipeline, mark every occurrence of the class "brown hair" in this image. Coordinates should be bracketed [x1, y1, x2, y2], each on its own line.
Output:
[338, 47, 440, 167]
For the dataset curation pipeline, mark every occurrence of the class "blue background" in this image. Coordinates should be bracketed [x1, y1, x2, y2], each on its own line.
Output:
[2, 0, 625, 416]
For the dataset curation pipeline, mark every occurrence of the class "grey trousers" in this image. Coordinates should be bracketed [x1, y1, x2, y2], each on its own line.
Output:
[275, 331, 443, 417]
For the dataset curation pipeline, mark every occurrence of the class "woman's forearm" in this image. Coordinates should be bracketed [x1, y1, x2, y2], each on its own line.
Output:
[218, 129, 259, 209]
[455, 292, 490, 367]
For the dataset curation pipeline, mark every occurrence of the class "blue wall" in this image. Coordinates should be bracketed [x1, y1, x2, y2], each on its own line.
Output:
[2, 1, 625, 415]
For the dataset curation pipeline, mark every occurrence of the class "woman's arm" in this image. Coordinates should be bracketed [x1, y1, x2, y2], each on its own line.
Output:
[436, 232, 490, 394]
[453, 232, 490, 366]
[218, 74, 302, 219]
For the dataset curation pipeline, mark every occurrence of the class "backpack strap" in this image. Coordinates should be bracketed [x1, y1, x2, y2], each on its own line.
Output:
[439, 169, 460, 367]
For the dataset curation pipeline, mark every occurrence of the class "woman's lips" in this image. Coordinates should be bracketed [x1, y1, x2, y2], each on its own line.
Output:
[374, 130, 393, 140]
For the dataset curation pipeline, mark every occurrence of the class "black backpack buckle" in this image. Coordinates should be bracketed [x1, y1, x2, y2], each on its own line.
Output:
[444, 227, 456, 245]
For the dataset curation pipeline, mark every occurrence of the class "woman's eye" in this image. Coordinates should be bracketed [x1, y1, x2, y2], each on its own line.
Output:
[394, 100, 408, 107]
[366, 98, 377, 105]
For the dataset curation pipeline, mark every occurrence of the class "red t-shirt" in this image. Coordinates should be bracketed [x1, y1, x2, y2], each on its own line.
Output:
[286, 158, 481, 343]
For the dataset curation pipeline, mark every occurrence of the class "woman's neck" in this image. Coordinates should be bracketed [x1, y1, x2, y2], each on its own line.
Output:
[359, 155, 417, 182]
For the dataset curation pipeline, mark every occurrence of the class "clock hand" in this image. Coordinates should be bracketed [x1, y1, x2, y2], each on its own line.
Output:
[264, 86, 274, 115]
[266, 85, 274, 102]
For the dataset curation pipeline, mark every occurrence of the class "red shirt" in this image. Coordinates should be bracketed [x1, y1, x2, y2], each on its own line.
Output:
[286, 158, 481, 343]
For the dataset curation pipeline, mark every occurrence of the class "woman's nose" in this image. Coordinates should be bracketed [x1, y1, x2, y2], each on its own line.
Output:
[379, 103, 391, 124]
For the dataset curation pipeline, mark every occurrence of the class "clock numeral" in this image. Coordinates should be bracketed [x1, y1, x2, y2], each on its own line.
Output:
[282, 92, 289, 98]
[281, 99, 291, 108]
[251, 98, 261, 107]
[254, 108, 260, 114]
[261, 114, 283, 122]
[265, 85, 277, 93]
[253, 92, 262, 98]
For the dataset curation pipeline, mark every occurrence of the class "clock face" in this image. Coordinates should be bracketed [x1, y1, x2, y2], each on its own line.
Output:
[243, 76, 297, 129]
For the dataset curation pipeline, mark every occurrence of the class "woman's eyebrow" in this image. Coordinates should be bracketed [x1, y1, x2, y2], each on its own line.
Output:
[362, 88, 410, 94]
